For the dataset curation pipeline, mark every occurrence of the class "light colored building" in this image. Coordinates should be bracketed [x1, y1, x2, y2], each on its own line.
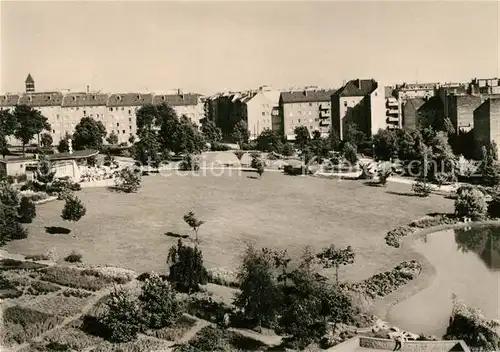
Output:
[469, 78, 500, 95]
[446, 94, 482, 133]
[395, 82, 437, 100]
[152, 90, 205, 127]
[331, 79, 385, 139]
[384, 86, 400, 129]
[279, 88, 336, 140]
[107, 93, 153, 143]
[473, 97, 500, 156]
[244, 86, 280, 140]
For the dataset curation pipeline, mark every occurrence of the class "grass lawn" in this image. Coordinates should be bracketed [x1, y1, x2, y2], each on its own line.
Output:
[4, 170, 454, 282]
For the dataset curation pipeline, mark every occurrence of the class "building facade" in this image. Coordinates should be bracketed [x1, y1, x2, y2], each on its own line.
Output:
[469, 78, 500, 95]
[473, 97, 500, 155]
[331, 79, 384, 140]
[401, 98, 426, 129]
[279, 88, 336, 140]
[384, 86, 400, 129]
[0, 76, 205, 146]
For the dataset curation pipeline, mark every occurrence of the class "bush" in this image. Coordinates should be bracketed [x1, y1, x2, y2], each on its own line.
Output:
[488, 196, 500, 218]
[384, 226, 415, 248]
[377, 168, 392, 186]
[101, 288, 142, 343]
[114, 167, 142, 193]
[210, 142, 231, 151]
[412, 179, 432, 197]
[241, 141, 258, 151]
[139, 273, 183, 329]
[455, 186, 488, 220]
[144, 315, 197, 341]
[18, 196, 36, 223]
[167, 240, 208, 293]
[179, 154, 200, 171]
[64, 251, 83, 263]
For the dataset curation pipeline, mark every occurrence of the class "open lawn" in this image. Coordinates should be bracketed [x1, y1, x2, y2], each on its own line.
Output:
[4, 170, 454, 282]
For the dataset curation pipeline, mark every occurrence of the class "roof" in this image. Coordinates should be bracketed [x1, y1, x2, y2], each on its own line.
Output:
[107, 93, 153, 107]
[18, 92, 64, 107]
[25, 74, 34, 83]
[280, 89, 337, 103]
[62, 93, 109, 107]
[0, 156, 36, 163]
[0, 94, 20, 107]
[47, 149, 99, 161]
[152, 93, 201, 106]
[335, 79, 377, 97]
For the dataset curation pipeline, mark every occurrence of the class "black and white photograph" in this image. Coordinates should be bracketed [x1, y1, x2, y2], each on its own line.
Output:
[0, 1, 499, 351]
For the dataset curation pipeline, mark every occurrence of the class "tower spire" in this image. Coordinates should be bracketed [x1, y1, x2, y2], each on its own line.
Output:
[25, 73, 35, 93]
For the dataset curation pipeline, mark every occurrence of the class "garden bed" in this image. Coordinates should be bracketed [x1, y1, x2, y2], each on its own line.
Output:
[24, 292, 92, 317]
[0, 258, 48, 270]
[39, 266, 131, 291]
[143, 314, 197, 341]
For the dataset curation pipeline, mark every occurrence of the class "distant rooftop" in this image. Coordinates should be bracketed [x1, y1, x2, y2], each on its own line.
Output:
[281, 89, 337, 103]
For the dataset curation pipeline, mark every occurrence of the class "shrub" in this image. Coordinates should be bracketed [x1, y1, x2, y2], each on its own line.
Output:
[210, 142, 231, 151]
[139, 273, 183, 329]
[20, 181, 35, 191]
[377, 168, 392, 186]
[455, 186, 488, 220]
[412, 179, 432, 197]
[114, 167, 142, 193]
[25, 253, 51, 261]
[488, 196, 500, 218]
[64, 250, 83, 263]
[179, 154, 200, 171]
[207, 268, 239, 288]
[62, 288, 92, 298]
[101, 288, 142, 343]
[241, 141, 257, 151]
[233, 151, 245, 161]
[384, 226, 415, 248]
[18, 196, 37, 224]
[167, 240, 208, 294]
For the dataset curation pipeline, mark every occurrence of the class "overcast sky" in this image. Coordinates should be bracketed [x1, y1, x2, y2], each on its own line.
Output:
[1, 1, 499, 95]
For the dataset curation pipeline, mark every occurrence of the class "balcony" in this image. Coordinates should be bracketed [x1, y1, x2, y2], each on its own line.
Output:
[320, 110, 330, 118]
[386, 109, 399, 116]
[386, 115, 399, 123]
[319, 120, 330, 127]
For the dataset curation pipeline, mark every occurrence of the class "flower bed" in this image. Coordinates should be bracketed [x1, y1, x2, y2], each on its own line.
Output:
[40, 266, 129, 291]
[24, 293, 91, 317]
[42, 327, 105, 351]
[384, 214, 460, 248]
[19, 190, 51, 203]
[207, 268, 239, 288]
[344, 260, 422, 300]
[79, 166, 118, 183]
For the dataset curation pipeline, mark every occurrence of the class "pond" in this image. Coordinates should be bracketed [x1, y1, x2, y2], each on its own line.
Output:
[387, 225, 500, 337]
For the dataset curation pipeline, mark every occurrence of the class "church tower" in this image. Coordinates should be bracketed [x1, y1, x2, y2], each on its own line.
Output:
[25, 74, 35, 93]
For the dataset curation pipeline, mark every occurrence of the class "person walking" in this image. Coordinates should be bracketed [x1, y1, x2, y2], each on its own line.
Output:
[393, 333, 404, 351]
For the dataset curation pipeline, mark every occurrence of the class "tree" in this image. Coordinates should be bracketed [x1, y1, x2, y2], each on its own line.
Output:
[34, 157, 56, 191]
[61, 195, 86, 235]
[13, 105, 51, 156]
[0, 136, 8, 159]
[251, 154, 265, 178]
[179, 154, 200, 172]
[232, 120, 250, 146]
[343, 123, 365, 146]
[201, 120, 222, 143]
[282, 143, 294, 157]
[0, 109, 18, 137]
[114, 166, 142, 193]
[373, 129, 398, 161]
[342, 142, 358, 165]
[294, 126, 311, 151]
[454, 186, 487, 220]
[72, 117, 106, 150]
[40, 133, 53, 148]
[233, 245, 282, 328]
[138, 273, 183, 329]
[395, 127, 423, 161]
[183, 211, 204, 243]
[134, 129, 161, 171]
[316, 245, 355, 285]
[480, 142, 500, 187]
[106, 131, 119, 145]
[256, 129, 283, 153]
[18, 196, 36, 224]
[57, 133, 71, 153]
[377, 163, 393, 186]
[167, 240, 208, 294]
[102, 288, 142, 343]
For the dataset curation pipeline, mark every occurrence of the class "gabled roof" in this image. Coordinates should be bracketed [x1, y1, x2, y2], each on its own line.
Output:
[62, 93, 109, 107]
[0, 94, 20, 107]
[280, 89, 336, 103]
[152, 93, 201, 106]
[107, 93, 153, 107]
[335, 79, 377, 97]
[18, 92, 64, 107]
[25, 74, 34, 83]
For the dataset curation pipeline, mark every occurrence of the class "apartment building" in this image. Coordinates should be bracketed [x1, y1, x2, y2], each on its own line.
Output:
[0, 75, 205, 146]
[473, 97, 500, 155]
[401, 98, 426, 129]
[469, 78, 500, 95]
[384, 86, 400, 129]
[279, 88, 335, 140]
[395, 82, 437, 100]
[446, 95, 482, 133]
[331, 79, 385, 140]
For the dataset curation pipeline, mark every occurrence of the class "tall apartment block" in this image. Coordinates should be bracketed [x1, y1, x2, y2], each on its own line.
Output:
[473, 97, 500, 155]
[279, 87, 336, 140]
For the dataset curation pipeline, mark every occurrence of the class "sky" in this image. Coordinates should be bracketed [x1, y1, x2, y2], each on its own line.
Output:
[1, 1, 499, 95]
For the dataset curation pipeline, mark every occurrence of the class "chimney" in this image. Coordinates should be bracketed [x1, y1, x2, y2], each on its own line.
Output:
[86, 85, 90, 93]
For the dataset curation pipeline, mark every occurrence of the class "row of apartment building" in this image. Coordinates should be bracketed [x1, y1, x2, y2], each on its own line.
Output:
[0, 75, 206, 145]
[2, 74, 500, 153]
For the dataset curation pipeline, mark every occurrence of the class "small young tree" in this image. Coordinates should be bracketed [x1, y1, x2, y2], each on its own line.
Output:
[102, 288, 142, 343]
[377, 163, 393, 186]
[18, 196, 36, 223]
[232, 120, 250, 146]
[114, 167, 142, 193]
[106, 131, 119, 145]
[61, 195, 86, 235]
[179, 154, 200, 171]
[233, 151, 245, 161]
[34, 158, 56, 192]
[316, 245, 355, 285]
[183, 211, 204, 243]
[139, 273, 183, 329]
[358, 162, 375, 180]
[251, 154, 265, 178]
[57, 133, 71, 153]
[167, 240, 208, 294]
[454, 186, 488, 220]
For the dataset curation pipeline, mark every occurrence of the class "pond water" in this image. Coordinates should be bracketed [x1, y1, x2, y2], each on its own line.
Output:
[387, 225, 500, 337]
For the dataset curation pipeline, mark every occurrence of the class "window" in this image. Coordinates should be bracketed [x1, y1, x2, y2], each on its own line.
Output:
[309, 103, 312, 106]
[122, 130, 125, 134]
[128, 109, 131, 115]
[129, 118, 132, 122]
[56, 114, 60, 120]
[130, 126, 132, 130]
[76, 107, 79, 111]
[344, 101, 348, 107]
[52, 130, 55, 133]
[262, 112, 265, 116]
[121, 107, 124, 111]
[298, 119, 301, 123]
[117, 123, 120, 127]
[110, 107, 113, 112]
